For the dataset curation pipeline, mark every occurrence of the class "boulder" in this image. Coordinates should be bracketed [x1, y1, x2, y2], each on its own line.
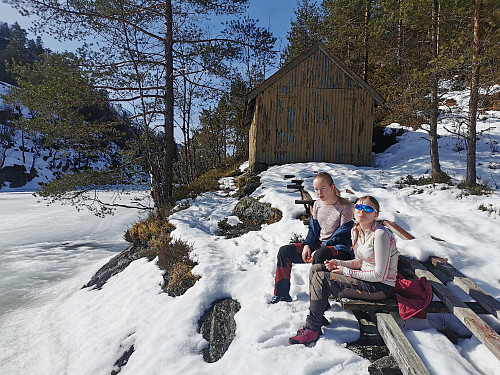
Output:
[198, 298, 241, 363]
[233, 196, 281, 225]
[216, 196, 282, 238]
[83, 244, 150, 289]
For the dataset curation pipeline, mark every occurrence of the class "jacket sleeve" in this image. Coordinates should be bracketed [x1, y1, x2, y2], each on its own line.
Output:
[321, 220, 354, 248]
[303, 217, 320, 247]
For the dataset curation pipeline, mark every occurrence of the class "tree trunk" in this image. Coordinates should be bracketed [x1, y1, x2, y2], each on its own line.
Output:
[397, 0, 403, 65]
[363, 1, 370, 82]
[429, 0, 442, 179]
[159, 0, 175, 206]
[466, 0, 483, 187]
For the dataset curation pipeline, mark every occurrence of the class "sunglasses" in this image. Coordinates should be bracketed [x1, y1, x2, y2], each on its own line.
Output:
[355, 203, 377, 213]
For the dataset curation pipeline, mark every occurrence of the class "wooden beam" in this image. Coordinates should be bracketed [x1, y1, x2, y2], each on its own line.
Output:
[376, 312, 431, 375]
[341, 298, 490, 315]
[295, 199, 315, 205]
[383, 222, 500, 359]
[400, 257, 500, 361]
[382, 220, 415, 240]
[430, 256, 500, 321]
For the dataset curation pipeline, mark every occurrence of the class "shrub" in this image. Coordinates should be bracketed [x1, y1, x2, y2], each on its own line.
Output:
[124, 160, 246, 295]
[156, 238, 199, 296]
[478, 203, 498, 215]
[290, 233, 305, 243]
[166, 262, 200, 297]
[156, 238, 194, 273]
[395, 173, 452, 189]
[235, 174, 261, 197]
[124, 213, 175, 252]
[457, 181, 493, 196]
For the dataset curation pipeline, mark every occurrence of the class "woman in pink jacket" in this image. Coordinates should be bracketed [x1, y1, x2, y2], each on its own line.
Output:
[289, 195, 399, 346]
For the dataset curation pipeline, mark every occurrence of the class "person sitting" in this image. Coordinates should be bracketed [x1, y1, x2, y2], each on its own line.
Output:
[270, 172, 354, 304]
[288, 195, 398, 345]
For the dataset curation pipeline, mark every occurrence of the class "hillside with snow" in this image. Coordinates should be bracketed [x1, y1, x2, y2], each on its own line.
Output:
[0, 81, 140, 193]
[0, 85, 500, 374]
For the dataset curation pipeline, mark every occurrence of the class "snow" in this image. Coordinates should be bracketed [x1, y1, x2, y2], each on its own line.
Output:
[1, 87, 500, 374]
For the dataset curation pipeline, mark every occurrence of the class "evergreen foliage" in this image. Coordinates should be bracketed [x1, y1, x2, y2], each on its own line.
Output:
[0, 22, 49, 85]
[1, 0, 499, 208]
[2, 1, 277, 210]
[283, 0, 500, 185]
[281, 0, 323, 65]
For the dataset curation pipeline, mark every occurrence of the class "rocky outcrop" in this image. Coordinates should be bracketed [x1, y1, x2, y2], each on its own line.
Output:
[83, 244, 150, 289]
[233, 196, 281, 225]
[216, 196, 282, 238]
[198, 298, 241, 363]
[0, 164, 37, 188]
[110, 345, 135, 375]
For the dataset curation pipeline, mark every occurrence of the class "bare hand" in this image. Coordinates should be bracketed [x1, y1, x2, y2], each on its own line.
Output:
[324, 259, 337, 271]
[331, 265, 344, 274]
[302, 245, 312, 263]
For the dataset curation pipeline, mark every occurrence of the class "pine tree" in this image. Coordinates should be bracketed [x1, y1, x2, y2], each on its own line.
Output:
[281, 0, 322, 65]
[5, 0, 258, 209]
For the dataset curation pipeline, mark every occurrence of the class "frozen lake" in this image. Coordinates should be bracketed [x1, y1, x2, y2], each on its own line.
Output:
[0, 191, 145, 317]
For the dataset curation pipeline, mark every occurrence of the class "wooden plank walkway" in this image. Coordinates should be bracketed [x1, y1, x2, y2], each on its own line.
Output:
[430, 256, 500, 321]
[385, 220, 500, 362]
[400, 255, 500, 361]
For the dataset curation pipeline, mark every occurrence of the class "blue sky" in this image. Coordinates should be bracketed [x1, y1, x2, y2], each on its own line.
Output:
[1, 0, 298, 141]
[1, 0, 297, 54]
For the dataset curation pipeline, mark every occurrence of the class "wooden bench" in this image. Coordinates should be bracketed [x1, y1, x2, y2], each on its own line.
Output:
[285, 178, 314, 219]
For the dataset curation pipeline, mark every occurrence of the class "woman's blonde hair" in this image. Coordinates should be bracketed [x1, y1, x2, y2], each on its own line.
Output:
[313, 172, 352, 207]
[350, 195, 380, 249]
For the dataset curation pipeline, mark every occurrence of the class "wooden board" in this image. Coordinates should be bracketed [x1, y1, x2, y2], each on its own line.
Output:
[376, 312, 431, 375]
[341, 298, 489, 315]
[430, 256, 500, 321]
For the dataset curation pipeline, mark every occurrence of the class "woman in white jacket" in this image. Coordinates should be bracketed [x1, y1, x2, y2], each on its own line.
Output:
[289, 195, 399, 346]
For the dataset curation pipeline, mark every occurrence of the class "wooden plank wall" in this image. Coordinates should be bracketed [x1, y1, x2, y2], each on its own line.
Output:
[249, 49, 374, 167]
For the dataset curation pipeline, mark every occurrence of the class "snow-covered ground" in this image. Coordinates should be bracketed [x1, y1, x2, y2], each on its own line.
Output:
[1, 87, 500, 374]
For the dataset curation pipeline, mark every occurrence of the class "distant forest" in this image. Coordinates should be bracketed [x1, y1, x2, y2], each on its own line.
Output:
[0, 21, 49, 85]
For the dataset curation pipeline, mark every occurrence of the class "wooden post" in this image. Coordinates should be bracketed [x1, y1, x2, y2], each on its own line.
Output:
[376, 313, 431, 375]
[382, 220, 415, 240]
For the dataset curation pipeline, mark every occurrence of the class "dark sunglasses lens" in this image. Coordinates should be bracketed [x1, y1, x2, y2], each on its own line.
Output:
[355, 204, 374, 212]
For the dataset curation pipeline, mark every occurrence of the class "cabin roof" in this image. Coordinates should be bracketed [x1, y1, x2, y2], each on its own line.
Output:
[247, 42, 385, 106]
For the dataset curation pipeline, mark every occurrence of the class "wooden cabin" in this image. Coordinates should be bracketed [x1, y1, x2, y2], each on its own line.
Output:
[246, 43, 384, 168]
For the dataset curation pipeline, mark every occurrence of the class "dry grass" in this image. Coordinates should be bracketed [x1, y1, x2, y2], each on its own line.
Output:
[166, 262, 200, 297]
